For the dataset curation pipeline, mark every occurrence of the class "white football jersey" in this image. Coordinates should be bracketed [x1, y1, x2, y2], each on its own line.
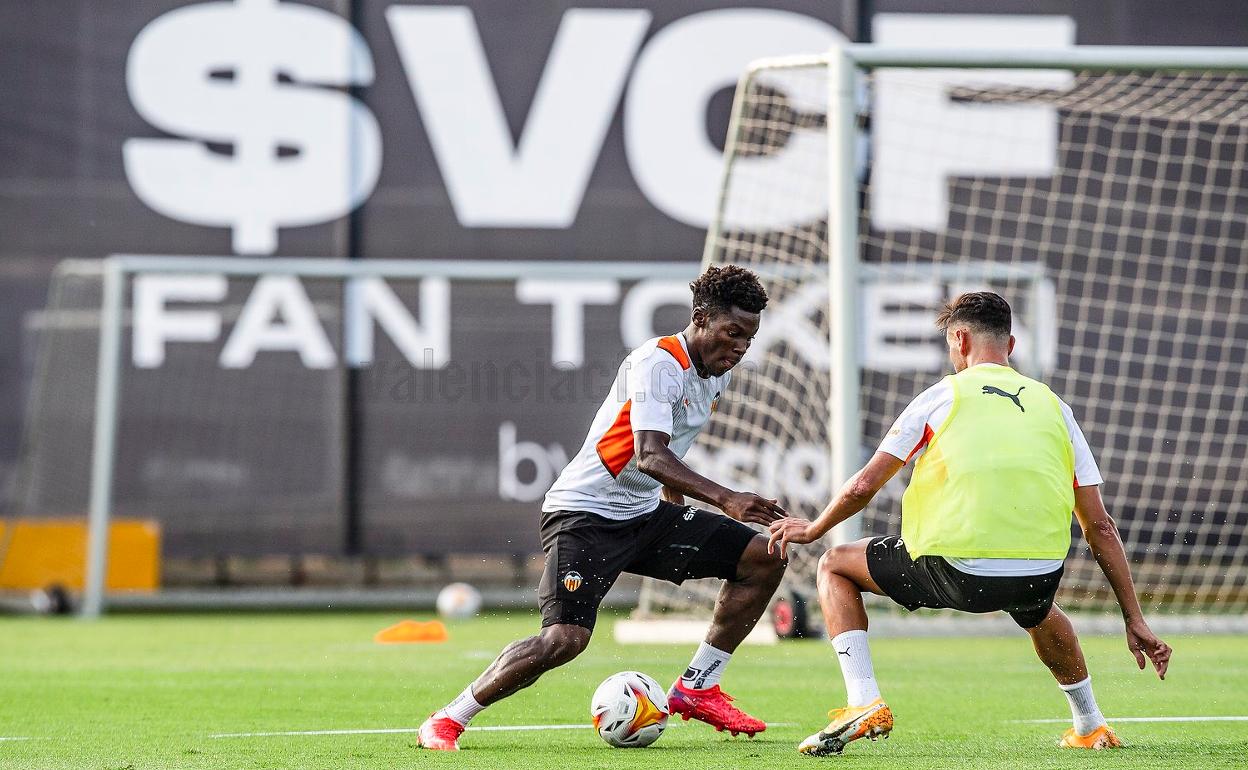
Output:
[543, 334, 730, 520]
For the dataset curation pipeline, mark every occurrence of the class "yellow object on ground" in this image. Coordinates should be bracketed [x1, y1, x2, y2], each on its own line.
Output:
[374, 619, 449, 644]
[0, 518, 160, 591]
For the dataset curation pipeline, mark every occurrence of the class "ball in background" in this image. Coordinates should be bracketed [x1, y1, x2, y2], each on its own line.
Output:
[590, 671, 669, 748]
[435, 582, 482, 619]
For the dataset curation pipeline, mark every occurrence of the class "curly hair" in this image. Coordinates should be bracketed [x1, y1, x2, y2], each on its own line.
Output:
[689, 265, 768, 316]
[935, 291, 1011, 338]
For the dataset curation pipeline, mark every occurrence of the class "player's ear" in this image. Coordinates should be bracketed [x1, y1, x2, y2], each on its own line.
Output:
[1007, 334, 1016, 355]
[691, 306, 708, 329]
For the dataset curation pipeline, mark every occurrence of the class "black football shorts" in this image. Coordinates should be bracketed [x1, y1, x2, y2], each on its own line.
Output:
[538, 500, 757, 631]
[866, 535, 1063, 629]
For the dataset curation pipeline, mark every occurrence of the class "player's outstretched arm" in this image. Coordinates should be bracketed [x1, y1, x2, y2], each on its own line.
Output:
[634, 430, 784, 525]
[767, 452, 903, 559]
[1073, 484, 1173, 679]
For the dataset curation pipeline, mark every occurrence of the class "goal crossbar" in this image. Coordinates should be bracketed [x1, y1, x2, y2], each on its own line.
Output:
[752, 45, 1248, 73]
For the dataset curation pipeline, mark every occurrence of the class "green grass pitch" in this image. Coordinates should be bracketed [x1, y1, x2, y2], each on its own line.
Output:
[1, 610, 1244, 769]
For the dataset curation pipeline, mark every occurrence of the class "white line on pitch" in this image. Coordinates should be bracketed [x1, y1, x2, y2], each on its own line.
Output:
[0, 737, 35, 742]
[212, 725, 599, 739]
[1013, 716, 1248, 724]
[473, 725, 591, 732]
[211, 721, 795, 739]
[469, 722, 801, 730]
[213, 728, 416, 738]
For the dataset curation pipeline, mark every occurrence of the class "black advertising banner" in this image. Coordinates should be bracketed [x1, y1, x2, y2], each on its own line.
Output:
[3, 1, 1247, 555]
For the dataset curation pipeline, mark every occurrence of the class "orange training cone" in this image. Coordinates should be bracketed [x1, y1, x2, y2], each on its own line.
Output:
[374, 619, 449, 644]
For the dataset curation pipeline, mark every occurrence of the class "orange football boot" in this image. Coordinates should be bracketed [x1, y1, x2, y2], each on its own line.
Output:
[797, 698, 893, 755]
[1058, 724, 1123, 749]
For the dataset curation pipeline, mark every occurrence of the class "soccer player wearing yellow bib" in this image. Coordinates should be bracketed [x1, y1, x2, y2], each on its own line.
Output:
[767, 292, 1173, 756]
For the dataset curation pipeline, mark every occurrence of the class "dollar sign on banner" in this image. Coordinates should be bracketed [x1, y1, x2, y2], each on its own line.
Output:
[124, 0, 382, 254]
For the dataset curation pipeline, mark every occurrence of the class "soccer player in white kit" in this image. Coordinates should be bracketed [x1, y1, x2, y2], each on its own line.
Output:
[418, 266, 789, 750]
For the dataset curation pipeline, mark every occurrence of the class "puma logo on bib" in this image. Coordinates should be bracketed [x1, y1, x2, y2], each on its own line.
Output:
[982, 385, 1025, 412]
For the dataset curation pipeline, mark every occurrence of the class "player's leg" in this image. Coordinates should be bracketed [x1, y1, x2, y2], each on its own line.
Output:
[469, 623, 592, 704]
[626, 503, 784, 736]
[665, 533, 787, 735]
[671, 531, 785, 735]
[703, 534, 788, 652]
[1023, 604, 1120, 749]
[816, 539, 887, 705]
[1025, 603, 1089, 684]
[817, 538, 886, 636]
[418, 510, 630, 750]
[419, 623, 592, 749]
[796, 538, 895, 755]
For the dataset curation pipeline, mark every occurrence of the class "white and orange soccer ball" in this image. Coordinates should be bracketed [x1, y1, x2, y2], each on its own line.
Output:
[590, 671, 670, 748]
[435, 582, 482, 620]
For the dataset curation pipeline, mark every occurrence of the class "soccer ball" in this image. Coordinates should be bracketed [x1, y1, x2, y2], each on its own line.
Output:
[435, 582, 482, 619]
[590, 671, 669, 748]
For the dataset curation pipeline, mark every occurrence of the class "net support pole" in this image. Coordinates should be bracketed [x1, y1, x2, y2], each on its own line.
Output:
[82, 258, 125, 619]
[827, 47, 862, 545]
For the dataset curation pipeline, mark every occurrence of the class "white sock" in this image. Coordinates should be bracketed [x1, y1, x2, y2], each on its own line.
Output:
[436, 685, 485, 727]
[831, 630, 881, 707]
[1059, 676, 1106, 735]
[680, 642, 732, 690]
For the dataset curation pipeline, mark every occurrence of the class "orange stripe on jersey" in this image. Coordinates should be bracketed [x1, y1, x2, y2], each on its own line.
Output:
[906, 424, 935, 464]
[657, 336, 691, 370]
[596, 399, 635, 477]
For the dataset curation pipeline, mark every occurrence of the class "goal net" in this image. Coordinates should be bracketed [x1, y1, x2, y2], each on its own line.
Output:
[639, 49, 1248, 623]
[11, 257, 698, 615]
[12, 261, 349, 573]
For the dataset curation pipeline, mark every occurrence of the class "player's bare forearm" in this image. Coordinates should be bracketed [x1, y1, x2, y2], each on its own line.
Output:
[1087, 524, 1145, 622]
[1073, 483, 1173, 678]
[635, 438, 731, 507]
[634, 430, 784, 524]
[768, 453, 903, 557]
[809, 452, 904, 538]
[1073, 485, 1145, 622]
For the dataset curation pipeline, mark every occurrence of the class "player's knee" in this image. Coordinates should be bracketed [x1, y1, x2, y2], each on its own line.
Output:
[761, 546, 788, 580]
[817, 544, 854, 583]
[816, 546, 841, 577]
[749, 552, 787, 588]
[739, 536, 786, 583]
[815, 549, 834, 588]
[539, 624, 590, 665]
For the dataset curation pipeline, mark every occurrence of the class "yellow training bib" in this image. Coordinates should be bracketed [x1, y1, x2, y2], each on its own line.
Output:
[901, 366, 1075, 559]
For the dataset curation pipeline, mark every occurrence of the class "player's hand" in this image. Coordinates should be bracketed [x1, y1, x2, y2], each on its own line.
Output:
[721, 492, 785, 526]
[1125, 618, 1172, 679]
[766, 516, 817, 560]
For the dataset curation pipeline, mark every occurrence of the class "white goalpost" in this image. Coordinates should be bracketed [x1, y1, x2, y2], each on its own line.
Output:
[636, 45, 1248, 633]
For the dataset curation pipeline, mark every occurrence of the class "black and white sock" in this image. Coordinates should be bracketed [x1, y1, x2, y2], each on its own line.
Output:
[680, 642, 732, 690]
